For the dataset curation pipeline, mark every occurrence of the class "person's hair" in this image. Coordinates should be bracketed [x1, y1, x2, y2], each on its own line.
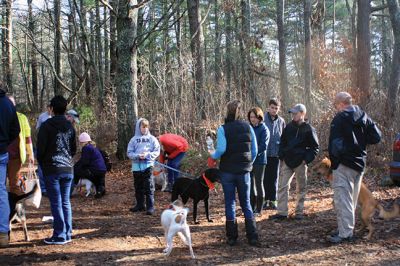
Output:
[0, 80, 7, 93]
[225, 100, 242, 123]
[247, 107, 264, 122]
[269, 98, 281, 106]
[141, 119, 149, 128]
[335, 92, 352, 105]
[50, 95, 68, 115]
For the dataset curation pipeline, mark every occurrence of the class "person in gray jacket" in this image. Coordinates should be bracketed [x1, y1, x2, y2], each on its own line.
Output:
[263, 99, 285, 210]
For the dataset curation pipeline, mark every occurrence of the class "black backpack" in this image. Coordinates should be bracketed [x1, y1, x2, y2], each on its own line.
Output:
[99, 149, 112, 172]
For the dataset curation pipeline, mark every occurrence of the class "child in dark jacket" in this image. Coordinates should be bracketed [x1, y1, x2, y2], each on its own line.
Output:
[73, 132, 107, 198]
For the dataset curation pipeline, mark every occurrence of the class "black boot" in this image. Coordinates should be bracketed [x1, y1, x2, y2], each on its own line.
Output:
[226, 220, 238, 246]
[245, 219, 260, 247]
[145, 195, 155, 215]
[255, 197, 264, 214]
[130, 192, 145, 212]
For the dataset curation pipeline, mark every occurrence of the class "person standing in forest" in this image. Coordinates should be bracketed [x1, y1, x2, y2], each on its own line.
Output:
[269, 103, 319, 221]
[37, 96, 76, 245]
[327, 92, 381, 243]
[263, 99, 286, 210]
[210, 100, 260, 247]
[0, 85, 20, 248]
[247, 107, 270, 216]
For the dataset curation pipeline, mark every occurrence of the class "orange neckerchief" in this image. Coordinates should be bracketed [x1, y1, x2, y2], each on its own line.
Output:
[202, 174, 215, 190]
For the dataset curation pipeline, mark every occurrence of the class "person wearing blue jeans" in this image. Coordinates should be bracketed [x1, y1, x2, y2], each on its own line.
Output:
[37, 96, 76, 245]
[211, 100, 259, 247]
[45, 174, 73, 241]
[0, 86, 20, 248]
[166, 152, 185, 184]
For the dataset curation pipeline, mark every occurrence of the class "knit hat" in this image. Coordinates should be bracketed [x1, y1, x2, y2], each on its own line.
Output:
[79, 132, 92, 143]
[66, 109, 80, 124]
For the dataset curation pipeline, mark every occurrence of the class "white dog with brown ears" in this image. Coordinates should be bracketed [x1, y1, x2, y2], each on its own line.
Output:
[161, 200, 195, 259]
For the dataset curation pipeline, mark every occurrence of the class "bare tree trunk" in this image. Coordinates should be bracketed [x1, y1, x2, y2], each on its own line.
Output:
[68, 2, 77, 97]
[214, 0, 222, 85]
[187, 0, 206, 119]
[381, 0, 390, 90]
[2, 0, 13, 92]
[96, 0, 105, 102]
[54, 0, 62, 95]
[28, 0, 39, 111]
[104, 5, 110, 88]
[304, 0, 312, 120]
[116, 0, 139, 159]
[276, 0, 289, 110]
[387, 0, 400, 117]
[109, 0, 118, 90]
[356, 0, 371, 107]
[225, 2, 233, 100]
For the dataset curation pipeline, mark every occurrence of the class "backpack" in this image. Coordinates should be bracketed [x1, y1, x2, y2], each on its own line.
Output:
[99, 149, 112, 172]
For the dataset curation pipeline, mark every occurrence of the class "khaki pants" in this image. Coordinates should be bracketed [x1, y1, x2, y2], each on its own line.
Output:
[332, 164, 363, 238]
[277, 161, 308, 216]
[7, 158, 23, 195]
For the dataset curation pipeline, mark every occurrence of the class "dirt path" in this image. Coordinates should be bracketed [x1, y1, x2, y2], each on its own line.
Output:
[1, 162, 400, 265]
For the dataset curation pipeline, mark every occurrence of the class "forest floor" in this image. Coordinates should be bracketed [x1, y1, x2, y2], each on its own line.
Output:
[1, 160, 400, 266]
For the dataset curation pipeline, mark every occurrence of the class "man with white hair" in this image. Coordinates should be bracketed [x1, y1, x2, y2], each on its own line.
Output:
[327, 92, 381, 243]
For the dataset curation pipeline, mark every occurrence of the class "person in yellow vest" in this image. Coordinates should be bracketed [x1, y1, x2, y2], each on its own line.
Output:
[7, 96, 34, 195]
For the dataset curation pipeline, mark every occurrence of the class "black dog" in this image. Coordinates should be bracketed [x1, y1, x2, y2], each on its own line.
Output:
[171, 168, 220, 224]
[8, 183, 39, 242]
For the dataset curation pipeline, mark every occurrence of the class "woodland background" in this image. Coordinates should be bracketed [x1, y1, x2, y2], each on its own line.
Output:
[1, 0, 400, 162]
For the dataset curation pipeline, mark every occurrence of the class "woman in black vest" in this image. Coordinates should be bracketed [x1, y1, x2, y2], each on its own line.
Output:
[210, 100, 260, 247]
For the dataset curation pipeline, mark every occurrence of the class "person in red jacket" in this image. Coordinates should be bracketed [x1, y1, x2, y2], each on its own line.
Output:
[159, 134, 189, 192]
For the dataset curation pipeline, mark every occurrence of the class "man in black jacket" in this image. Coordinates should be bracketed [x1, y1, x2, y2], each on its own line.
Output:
[327, 92, 381, 243]
[269, 104, 319, 221]
[0, 84, 20, 248]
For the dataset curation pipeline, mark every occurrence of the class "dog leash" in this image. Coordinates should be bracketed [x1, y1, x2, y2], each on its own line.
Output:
[154, 162, 196, 178]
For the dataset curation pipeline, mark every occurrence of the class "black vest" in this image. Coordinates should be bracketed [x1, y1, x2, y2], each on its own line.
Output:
[220, 120, 253, 174]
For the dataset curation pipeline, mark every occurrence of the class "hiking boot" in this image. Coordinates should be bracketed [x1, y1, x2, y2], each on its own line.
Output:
[146, 209, 155, 215]
[262, 200, 270, 210]
[294, 213, 305, 220]
[245, 219, 260, 247]
[268, 214, 288, 221]
[0, 233, 9, 248]
[269, 201, 277, 210]
[326, 234, 355, 244]
[44, 237, 68, 245]
[129, 205, 145, 212]
[226, 220, 238, 246]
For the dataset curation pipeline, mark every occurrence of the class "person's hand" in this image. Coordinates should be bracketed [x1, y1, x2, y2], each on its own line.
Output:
[28, 155, 35, 165]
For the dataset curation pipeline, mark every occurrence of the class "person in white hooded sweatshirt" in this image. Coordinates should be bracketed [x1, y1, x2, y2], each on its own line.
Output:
[127, 118, 160, 215]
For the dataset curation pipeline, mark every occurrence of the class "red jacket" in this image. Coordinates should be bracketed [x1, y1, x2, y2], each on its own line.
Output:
[159, 134, 189, 162]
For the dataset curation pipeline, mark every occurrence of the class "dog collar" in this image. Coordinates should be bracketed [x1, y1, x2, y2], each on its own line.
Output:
[202, 174, 215, 190]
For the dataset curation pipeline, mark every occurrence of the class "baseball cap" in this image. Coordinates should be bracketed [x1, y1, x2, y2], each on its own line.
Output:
[288, 104, 306, 114]
[66, 109, 80, 124]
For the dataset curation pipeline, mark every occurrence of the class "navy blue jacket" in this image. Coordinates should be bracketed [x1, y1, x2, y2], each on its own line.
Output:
[329, 105, 381, 172]
[0, 89, 20, 154]
[251, 122, 270, 165]
[76, 143, 107, 173]
[278, 120, 319, 169]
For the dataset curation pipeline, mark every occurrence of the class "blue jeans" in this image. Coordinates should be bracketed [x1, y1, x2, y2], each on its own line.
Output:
[167, 152, 186, 185]
[45, 173, 73, 241]
[220, 171, 254, 221]
[34, 148, 46, 193]
[0, 153, 9, 233]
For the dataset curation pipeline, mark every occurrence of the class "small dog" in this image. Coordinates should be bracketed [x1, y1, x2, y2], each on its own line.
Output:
[171, 168, 221, 224]
[9, 182, 40, 242]
[313, 157, 398, 239]
[161, 200, 195, 259]
[152, 164, 167, 191]
[72, 178, 96, 197]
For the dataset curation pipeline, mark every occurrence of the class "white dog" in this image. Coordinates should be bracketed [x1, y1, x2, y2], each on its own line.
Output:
[161, 201, 195, 259]
[152, 164, 167, 191]
[72, 178, 96, 197]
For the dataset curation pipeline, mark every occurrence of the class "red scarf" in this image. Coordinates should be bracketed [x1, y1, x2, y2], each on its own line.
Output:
[202, 174, 215, 190]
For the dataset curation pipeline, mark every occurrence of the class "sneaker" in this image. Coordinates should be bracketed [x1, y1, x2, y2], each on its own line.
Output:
[262, 201, 269, 211]
[329, 229, 339, 237]
[294, 214, 305, 220]
[129, 206, 145, 212]
[146, 209, 155, 215]
[44, 237, 68, 245]
[0, 233, 9, 248]
[268, 214, 288, 221]
[269, 201, 277, 210]
[326, 234, 355, 244]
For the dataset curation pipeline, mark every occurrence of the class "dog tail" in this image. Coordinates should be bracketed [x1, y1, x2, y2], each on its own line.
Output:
[378, 203, 400, 220]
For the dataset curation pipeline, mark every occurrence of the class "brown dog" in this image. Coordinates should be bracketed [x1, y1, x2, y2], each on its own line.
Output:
[313, 157, 398, 239]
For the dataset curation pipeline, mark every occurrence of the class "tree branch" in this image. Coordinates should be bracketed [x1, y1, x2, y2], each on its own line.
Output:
[130, 0, 152, 9]
[371, 4, 388, 13]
